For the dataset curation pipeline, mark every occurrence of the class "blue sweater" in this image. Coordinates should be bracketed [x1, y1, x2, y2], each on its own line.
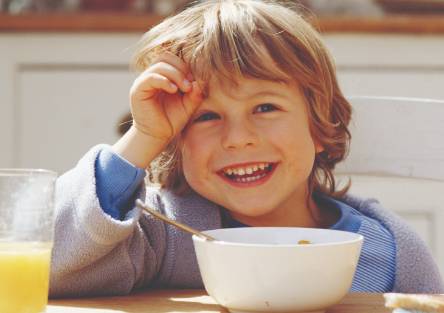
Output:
[49, 145, 444, 297]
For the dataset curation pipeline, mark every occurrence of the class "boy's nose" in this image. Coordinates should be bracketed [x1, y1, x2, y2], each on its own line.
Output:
[221, 119, 259, 150]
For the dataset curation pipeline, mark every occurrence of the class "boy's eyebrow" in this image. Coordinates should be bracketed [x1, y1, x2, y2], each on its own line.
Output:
[248, 90, 285, 98]
[202, 85, 294, 107]
[226, 89, 288, 101]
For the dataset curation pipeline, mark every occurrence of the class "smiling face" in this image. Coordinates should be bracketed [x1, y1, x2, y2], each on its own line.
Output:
[181, 77, 324, 227]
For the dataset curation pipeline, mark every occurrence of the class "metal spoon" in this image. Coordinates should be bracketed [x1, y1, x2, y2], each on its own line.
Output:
[135, 199, 216, 241]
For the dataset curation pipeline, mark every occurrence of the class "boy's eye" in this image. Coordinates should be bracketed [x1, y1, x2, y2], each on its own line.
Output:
[255, 103, 277, 113]
[194, 112, 220, 123]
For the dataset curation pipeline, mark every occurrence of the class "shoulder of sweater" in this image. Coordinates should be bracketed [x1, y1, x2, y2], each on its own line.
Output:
[341, 198, 444, 293]
[342, 194, 439, 278]
[145, 186, 221, 215]
[342, 193, 427, 251]
[342, 194, 413, 233]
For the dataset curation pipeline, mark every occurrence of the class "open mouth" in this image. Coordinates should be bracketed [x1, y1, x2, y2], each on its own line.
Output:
[218, 162, 277, 186]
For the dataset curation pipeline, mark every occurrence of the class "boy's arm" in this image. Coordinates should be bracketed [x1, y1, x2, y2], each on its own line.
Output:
[112, 125, 167, 170]
[49, 145, 166, 298]
[95, 145, 146, 220]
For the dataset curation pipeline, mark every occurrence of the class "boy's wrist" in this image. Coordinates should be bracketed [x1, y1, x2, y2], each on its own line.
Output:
[112, 126, 168, 169]
[95, 147, 146, 220]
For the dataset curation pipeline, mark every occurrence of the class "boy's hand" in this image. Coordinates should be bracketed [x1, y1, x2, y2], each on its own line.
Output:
[129, 52, 203, 146]
[112, 52, 202, 168]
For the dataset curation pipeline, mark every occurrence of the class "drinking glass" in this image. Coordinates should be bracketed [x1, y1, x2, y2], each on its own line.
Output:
[0, 169, 57, 313]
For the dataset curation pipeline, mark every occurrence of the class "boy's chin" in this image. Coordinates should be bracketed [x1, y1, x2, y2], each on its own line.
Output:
[224, 204, 277, 219]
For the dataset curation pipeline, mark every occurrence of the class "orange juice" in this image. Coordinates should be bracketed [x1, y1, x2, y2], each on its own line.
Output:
[0, 242, 52, 313]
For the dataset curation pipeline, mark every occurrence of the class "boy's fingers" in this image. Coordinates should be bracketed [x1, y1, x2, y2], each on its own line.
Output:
[146, 62, 191, 93]
[133, 72, 178, 98]
[189, 81, 203, 103]
[182, 81, 203, 116]
[151, 51, 190, 79]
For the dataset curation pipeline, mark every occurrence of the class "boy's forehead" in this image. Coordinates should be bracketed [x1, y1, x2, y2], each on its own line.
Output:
[202, 75, 296, 101]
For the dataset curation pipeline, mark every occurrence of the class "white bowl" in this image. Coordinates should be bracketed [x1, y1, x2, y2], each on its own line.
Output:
[192, 227, 363, 313]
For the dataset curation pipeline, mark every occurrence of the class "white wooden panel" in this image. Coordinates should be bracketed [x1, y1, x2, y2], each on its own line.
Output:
[325, 34, 444, 100]
[0, 41, 17, 167]
[324, 34, 444, 67]
[18, 68, 134, 174]
[337, 70, 444, 100]
[336, 96, 444, 180]
[0, 33, 140, 64]
[0, 33, 139, 168]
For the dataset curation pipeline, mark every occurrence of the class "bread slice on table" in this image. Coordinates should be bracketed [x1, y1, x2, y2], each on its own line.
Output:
[384, 293, 444, 313]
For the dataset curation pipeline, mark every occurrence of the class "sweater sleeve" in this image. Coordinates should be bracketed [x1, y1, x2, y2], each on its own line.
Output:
[49, 145, 166, 298]
[95, 146, 146, 220]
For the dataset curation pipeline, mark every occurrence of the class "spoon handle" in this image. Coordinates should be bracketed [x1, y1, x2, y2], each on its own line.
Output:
[135, 199, 216, 241]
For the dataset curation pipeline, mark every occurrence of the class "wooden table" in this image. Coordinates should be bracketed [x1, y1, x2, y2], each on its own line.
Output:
[48, 290, 392, 313]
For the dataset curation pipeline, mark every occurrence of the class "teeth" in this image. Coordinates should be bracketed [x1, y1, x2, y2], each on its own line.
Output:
[223, 163, 272, 176]
[233, 173, 267, 183]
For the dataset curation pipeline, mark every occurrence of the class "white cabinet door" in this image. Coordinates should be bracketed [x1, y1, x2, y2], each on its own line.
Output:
[18, 67, 134, 174]
[0, 33, 139, 172]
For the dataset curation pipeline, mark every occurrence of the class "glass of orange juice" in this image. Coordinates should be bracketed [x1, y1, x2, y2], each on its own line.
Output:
[0, 169, 57, 313]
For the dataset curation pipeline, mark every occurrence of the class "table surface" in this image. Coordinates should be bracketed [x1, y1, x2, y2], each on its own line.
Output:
[47, 290, 394, 313]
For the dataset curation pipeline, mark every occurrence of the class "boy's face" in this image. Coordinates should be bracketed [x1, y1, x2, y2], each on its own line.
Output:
[181, 76, 323, 226]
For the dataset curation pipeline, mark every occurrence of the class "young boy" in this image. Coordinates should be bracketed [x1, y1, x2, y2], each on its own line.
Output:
[50, 0, 443, 297]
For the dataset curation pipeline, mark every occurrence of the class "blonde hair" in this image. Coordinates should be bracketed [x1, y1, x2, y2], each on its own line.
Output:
[133, 0, 352, 202]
